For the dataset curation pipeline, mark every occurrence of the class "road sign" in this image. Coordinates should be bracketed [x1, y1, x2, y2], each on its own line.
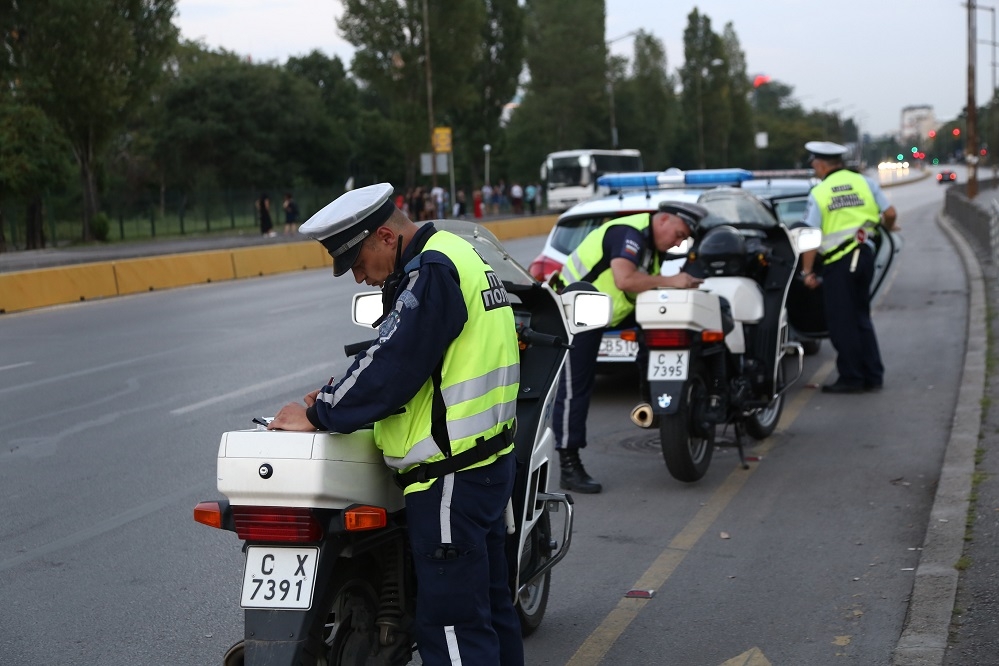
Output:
[433, 126, 452, 154]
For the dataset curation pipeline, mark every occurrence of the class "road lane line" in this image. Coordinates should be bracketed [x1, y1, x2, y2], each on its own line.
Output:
[170, 362, 336, 415]
[0, 361, 33, 372]
[566, 361, 834, 666]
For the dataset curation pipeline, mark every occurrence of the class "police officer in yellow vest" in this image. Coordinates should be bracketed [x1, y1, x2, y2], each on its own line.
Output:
[553, 201, 706, 493]
[799, 141, 899, 393]
[268, 183, 524, 665]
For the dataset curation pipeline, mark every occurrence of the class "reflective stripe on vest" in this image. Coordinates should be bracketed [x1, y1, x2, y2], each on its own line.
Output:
[373, 231, 520, 494]
[563, 213, 660, 326]
[811, 170, 881, 265]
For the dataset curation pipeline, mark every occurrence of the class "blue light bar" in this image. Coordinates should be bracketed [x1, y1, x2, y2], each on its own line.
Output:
[683, 168, 754, 185]
[598, 168, 754, 191]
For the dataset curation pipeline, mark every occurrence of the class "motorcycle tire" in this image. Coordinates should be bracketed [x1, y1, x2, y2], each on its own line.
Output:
[744, 362, 785, 440]
[324, 576, 414, 666]
[659, 367, 714, 482]
[517, 512, 552, 636]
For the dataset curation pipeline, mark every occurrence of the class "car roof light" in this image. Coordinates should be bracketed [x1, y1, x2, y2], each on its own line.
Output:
[683, 168, 754, 185]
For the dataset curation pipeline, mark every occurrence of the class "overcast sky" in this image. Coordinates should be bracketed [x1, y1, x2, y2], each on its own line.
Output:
[175, 0, 980, 138]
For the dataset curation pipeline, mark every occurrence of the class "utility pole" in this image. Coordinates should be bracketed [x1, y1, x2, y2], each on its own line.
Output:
[969, 0, 980, 198]
[422, 0, 437, 188]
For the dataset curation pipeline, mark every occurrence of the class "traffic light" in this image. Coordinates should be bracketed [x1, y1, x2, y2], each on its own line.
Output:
[981, 147, 988, 157]
[929, 130, 937, 138]
[896, 153, 905, 160]
[953, 128, 961, 136]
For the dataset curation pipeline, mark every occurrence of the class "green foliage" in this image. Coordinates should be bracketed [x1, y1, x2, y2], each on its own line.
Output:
[91, 212, 110, 241]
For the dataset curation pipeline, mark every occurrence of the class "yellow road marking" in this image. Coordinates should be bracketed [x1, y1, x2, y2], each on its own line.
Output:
[720, 647, 773, 666]
[566, 361, 834, 666]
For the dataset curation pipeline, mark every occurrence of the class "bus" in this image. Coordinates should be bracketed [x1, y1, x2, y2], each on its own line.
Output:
[540, 148, 644, 211]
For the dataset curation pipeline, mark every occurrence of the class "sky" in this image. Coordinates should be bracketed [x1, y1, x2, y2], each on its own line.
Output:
[174, 0, 981, 138]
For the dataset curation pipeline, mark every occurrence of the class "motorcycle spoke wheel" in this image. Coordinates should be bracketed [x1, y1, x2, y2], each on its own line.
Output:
[659, 371, 713, 482]
[745, 360, 785, 440]
[516, 512, 551, 636]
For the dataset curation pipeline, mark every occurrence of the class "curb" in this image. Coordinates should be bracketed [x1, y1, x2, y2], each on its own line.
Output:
[892, 213, 986, 665]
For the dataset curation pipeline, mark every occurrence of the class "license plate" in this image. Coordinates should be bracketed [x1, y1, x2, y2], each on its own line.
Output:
[599, 333, 639, 359]
[647, 350, 689, 380]
[240, 546, 319, 610]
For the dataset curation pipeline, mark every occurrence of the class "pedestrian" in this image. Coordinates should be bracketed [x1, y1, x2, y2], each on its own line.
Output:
[799, 140, 899, 393]
[256, 193, 275, 237]
[453, 188, 467, 218]
[269, 183, 524, 666]
[282, 192, 300, 235]
[480, 183, 493, 217]
[552, 201, 705, 493]
[510, 182, 524, 214]
[525, 183, 538, 215]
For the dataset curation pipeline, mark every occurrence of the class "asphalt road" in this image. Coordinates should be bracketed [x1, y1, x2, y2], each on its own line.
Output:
[0, 175, 977, 665]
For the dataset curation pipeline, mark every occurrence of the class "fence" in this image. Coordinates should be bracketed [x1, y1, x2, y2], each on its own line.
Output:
[1, 187, 341, 251]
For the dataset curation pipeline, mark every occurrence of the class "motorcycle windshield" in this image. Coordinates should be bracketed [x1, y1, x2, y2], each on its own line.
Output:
[426, 219, 536, 288]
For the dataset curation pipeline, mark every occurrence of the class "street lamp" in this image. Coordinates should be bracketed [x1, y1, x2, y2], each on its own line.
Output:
[483, 144, 491, 186]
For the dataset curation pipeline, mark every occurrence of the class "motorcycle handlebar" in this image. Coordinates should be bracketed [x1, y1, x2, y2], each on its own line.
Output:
[519, 327, 571, 350]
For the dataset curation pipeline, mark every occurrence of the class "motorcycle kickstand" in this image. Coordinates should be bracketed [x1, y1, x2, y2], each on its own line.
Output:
[734, 422, 749, 470]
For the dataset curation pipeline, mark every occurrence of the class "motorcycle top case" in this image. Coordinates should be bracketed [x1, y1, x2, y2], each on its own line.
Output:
[634, 279, 764, 331]
[217, 430, 405, 512]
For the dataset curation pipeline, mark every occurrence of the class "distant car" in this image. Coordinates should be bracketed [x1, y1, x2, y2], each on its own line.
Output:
[527, 168, 813, 366]
[937, 170, 957, 184]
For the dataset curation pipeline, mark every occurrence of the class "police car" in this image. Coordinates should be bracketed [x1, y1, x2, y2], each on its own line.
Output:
[527, 168, 813, 365]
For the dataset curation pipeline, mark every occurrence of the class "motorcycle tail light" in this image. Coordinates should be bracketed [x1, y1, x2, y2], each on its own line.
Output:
[344, 505, 388, 531]
[644, 329, 692, 348]
[193, 501, 223, 529]
[232, 506, 323, 543]
[701, 330, 726, 343]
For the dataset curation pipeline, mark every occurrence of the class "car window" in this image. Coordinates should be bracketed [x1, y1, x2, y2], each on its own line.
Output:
[550, 217, 607, 254]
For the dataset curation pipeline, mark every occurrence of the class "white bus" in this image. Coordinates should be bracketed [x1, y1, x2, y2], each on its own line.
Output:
[540, 148, 644, 211]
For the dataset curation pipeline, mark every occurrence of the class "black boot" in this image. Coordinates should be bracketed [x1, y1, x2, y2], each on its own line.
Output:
[559, 449, 602, 494]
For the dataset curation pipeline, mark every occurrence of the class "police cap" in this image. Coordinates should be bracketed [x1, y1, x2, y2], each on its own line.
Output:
[300, 183, 396, 276]
[805, 140, 848, 162]
[658, 201, 709, 233]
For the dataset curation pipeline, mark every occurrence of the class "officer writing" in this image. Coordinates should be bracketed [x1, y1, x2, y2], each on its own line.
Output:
[553, 201, 706, 493]
[799, 141, 899, 393]
[268, 183, 524, 665]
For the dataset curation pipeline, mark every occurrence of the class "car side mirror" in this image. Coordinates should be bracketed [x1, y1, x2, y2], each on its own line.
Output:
[352, 292, 383, 327]
[561, 291, 611, 335]
[790, 226, 821, 253]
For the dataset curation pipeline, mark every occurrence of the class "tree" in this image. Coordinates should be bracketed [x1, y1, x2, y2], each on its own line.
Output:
[677, 9, 729, 168]
[613, 31, 678, 170]
[7, 0, 178, 241]
[720, 23, 754, 168]
[0, 100, 73, 250]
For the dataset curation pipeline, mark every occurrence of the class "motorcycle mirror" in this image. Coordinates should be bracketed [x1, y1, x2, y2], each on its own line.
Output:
[790, 226, 822, 253]
[352, 292, 383, 327]
[562, 291, 612, 335]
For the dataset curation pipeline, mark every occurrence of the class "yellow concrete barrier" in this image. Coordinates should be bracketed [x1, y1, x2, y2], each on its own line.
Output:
[231, 241, 329, 278]
[113, 251, 236, 295]
[482, 215, 558, 241]
[0, 263, 118, 313]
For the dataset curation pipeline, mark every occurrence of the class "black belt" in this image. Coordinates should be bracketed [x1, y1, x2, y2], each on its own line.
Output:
[394, 425, 514, 491]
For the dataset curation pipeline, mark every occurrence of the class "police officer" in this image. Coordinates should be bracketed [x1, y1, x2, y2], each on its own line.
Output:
[799, 141, 899, 393]
[553, 201, 706, 493]
[268, 183, 524, 666]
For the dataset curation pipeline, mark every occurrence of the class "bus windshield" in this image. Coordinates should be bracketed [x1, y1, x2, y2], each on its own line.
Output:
[542, 149, 643, 211]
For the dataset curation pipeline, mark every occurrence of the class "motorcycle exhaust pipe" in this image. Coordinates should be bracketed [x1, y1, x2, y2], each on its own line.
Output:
[630, 402, 656, 429]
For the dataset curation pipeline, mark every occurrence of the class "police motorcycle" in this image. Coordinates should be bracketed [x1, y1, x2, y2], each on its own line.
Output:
[193, 220, 611, 665]
[627, 187, 822, 482]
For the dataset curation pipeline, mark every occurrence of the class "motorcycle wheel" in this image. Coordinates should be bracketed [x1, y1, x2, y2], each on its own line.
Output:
[516, 512, 552, 636]
[744, 361, 786, 440]
[659, 368, 714, 482]
[324, 579, 412, 666]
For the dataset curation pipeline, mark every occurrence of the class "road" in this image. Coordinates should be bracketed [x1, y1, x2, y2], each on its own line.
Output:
[0, 173, 966, 665]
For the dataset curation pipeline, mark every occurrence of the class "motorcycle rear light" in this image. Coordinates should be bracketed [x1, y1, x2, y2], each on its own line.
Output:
[701, 330, 726, 343]
[193, 501, 223, 529]
[644, 329, 693, 348]
[232, 506, 323, 543]
[344, 505, 388, 532]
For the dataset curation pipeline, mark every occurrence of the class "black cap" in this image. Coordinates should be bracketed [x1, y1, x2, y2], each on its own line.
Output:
[299, 183, 396, 276]
[658, 201, 708, 233]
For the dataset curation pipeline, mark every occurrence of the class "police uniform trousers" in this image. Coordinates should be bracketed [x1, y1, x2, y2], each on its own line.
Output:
[822, 244, 884, 388]
[552, 326, 605, 450]
[405, 451, 524, 666]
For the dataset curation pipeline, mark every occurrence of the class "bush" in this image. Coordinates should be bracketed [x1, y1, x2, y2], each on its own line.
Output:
[91, 213, 110, 242]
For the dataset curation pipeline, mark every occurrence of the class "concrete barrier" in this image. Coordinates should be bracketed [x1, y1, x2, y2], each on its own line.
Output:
[113, 251, 236, 295]
[0, 263, 118, 313]
[0, 216, 555, 314]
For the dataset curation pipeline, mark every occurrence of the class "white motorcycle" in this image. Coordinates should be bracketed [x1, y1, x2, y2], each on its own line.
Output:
[193, 221, 610, 665]
[629, 200, 822, 482]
